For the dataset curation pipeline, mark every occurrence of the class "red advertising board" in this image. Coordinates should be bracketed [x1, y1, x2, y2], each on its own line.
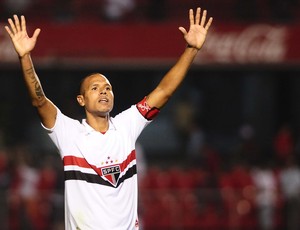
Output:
[0, 21, 299, 66]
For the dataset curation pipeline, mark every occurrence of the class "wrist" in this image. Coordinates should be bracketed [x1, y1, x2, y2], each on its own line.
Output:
[186, 44, 200, 51]
[19, 52, 30, 59]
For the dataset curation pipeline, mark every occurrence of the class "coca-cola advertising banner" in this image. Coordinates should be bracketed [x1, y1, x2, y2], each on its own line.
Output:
[0, 22, 299, 65]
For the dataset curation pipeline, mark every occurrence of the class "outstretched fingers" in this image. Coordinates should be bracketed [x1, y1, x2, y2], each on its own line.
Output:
[204, 17, 213, 31]
[189, 9, 194, 25]
[7, 17, 17, 35]
[189, 7, 213, 30]
[21, 15, 27, 33]
[195, 7, 201, 25]
[5, 15, 25, 38]
[4, 25, 12, 39]
[200, 10, 206, 27]
[200, 10, 213, 30]
[14, 15, 21, 33]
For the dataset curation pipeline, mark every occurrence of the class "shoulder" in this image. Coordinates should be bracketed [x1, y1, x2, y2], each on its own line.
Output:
[43, 108, 83, 133]
[112, 105, 144, 122]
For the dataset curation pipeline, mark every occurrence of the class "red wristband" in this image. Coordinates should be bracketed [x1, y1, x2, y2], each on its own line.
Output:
[136, 97, 160, 120]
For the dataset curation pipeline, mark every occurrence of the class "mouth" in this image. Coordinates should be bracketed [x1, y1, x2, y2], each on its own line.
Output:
[98, 98, 109, 103]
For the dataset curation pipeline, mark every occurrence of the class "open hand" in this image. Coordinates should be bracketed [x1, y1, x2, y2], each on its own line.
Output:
[179, 7, 213, 50]
[5, 15, 41, 57]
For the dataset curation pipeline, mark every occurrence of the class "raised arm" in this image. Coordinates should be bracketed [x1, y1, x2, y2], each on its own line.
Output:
[146, 7, 213, 109]
[5, 15, 57, 128]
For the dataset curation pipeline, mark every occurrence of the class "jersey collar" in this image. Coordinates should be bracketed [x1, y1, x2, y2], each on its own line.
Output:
[82, 118, 116, 134]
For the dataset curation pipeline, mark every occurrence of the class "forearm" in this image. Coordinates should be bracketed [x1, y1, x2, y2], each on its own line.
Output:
[20, 53, 47, 107]
[160, 46, 198, 93]
[148, 47, 198, 108]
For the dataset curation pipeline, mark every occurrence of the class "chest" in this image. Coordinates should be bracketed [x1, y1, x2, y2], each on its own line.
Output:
[71, 130, 133, 168]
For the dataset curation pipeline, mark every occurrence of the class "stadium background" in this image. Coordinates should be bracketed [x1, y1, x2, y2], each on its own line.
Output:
[0, 0, 300, 229]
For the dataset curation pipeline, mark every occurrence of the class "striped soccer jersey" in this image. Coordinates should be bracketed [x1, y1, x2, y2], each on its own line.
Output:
[43, 104, 151, 230]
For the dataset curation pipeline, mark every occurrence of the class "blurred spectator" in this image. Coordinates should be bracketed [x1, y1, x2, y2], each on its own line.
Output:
[8, 145, 40, 230]
[102, 0, 136, 21]
[273, 124, 294, 164]
[37, 155, 59, 229]
[202, 144, 221, 173]
[173, 98, 197, 154]
[234, 124, 261, 165]
[251, 160, 278, 230]
[231, 164, 257, 228]
[217, 163, 256, 229]
[279, 156, 300, 230]
[186, 123, 206, 165]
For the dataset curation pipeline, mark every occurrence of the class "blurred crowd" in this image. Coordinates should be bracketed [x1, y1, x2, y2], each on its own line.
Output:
[0, 0, 299, 23]
[136, 123, 300, 230]
[0, 144, 64, 230]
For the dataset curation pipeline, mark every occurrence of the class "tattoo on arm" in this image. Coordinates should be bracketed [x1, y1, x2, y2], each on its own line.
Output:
[25, 67, 44, 99]
[34, 82, 43, 98]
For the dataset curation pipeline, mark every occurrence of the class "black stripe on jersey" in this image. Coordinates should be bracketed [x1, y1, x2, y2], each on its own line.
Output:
[64, 165, 137, 188]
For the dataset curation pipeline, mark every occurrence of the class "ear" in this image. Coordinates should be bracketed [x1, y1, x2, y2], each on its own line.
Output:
[77, 95, 85, 106]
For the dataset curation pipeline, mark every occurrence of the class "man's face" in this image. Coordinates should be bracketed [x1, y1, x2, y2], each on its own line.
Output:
[77, 73, 114, 117]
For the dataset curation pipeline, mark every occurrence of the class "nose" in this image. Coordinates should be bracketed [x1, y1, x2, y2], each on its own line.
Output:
[100, 88, 107, 94]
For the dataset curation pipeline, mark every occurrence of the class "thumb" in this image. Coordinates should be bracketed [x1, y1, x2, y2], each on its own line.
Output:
[178, 27, 187, 36]
[32, 28, 41, 40]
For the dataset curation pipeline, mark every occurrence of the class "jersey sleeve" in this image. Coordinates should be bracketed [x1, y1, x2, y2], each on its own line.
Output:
[112, 98, 159, 144]
[41, 108, 82, 158]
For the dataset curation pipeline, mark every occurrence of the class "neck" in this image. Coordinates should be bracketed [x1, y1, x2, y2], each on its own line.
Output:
[86, 114, 109, 133]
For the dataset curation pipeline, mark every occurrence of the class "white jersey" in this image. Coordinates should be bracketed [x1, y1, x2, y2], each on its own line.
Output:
[42, 104, 151, 230]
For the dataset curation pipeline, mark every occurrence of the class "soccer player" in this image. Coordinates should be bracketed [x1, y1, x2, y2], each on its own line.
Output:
[5, 7, 212, 230]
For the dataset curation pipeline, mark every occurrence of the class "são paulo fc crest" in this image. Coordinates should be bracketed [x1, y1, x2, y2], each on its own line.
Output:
[101, 165, 121, 187]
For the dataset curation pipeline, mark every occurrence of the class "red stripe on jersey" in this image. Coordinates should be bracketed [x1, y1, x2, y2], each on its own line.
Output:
[120, 150, 136, 171]
[63, 150, 136, 176]
[64, 155, 90, 168]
